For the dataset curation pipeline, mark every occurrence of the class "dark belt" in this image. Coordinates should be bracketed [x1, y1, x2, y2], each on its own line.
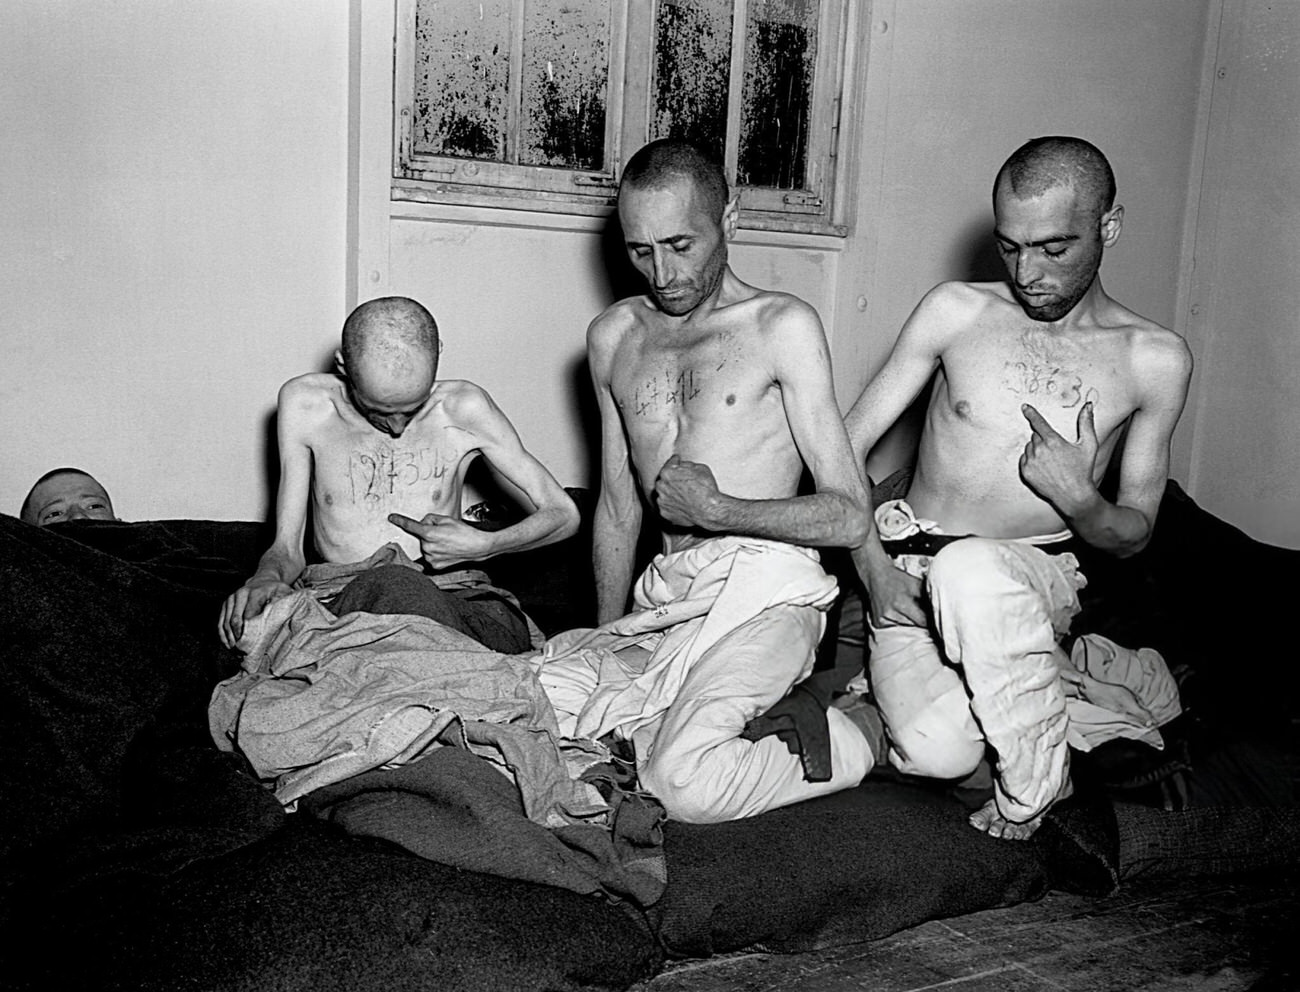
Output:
[881, 531, 1081, 558]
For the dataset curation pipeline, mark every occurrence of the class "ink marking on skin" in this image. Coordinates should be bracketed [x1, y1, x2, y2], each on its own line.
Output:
[348, 445, 440, 503]
[633, 368, 701, 416]
[725, 394, 736, 406]
[1001, 329, 1099, 409]
[1002, 358, 1094, 409]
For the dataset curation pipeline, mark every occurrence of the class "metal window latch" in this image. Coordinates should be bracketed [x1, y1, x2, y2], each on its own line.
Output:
[782, 191, 824, 207]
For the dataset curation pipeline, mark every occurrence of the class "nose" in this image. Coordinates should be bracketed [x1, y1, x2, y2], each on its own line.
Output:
[651, 248, 673, 289]
[384, 413, 414, 438]
[66, 505, 88, 521]
[1015, 251, 1042, 289]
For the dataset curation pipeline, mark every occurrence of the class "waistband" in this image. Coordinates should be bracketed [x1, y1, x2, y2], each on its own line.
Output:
[875, 499, 1078, 558]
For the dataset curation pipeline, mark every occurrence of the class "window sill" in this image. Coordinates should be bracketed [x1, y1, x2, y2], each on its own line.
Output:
[390, 183, 849, 248]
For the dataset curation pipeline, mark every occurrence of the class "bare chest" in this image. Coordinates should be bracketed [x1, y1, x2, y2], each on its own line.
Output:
[310, 421, 475, 519]
[611, 339, 780, 447]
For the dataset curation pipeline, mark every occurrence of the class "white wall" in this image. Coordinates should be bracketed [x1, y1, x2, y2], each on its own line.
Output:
[1181, 0, 1300, 548]
[0, 1, 350, 521]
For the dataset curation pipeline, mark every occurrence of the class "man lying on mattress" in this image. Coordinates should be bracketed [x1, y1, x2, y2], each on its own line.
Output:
[538, 138, 894, 824]
[218, 295, 580, 652]
[842, 136, 1193, 840]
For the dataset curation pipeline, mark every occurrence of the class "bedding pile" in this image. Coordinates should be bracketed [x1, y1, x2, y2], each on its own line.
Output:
[1, 477, 1294, 992]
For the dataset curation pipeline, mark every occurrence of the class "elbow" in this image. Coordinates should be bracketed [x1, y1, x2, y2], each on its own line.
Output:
[555, 494, 582, 542]
[1112, 533, 1150, 559]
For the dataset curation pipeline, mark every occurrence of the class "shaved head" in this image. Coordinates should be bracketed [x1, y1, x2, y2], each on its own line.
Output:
[339, 296, 439, 400]
[994, 136, 1116, 222]
[620, 138, 730, 223]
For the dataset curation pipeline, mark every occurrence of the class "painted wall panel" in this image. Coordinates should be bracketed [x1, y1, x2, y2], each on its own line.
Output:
[1183, 0, 1300, 547]
[0, 1, 350, 522]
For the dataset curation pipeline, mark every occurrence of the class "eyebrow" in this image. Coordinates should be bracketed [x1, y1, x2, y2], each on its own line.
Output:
[994, 230, 1080, 248]
[626, 234, 692, 248]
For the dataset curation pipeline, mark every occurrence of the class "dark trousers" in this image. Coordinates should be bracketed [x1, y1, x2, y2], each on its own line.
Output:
[326, 564, 532, 654]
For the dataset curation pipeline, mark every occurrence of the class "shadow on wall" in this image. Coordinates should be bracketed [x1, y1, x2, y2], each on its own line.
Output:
[566, 351, 602, 492]
[259, 407, 279, 525]
[597, 210, 643, 308]
[954, 214, 1005, 283]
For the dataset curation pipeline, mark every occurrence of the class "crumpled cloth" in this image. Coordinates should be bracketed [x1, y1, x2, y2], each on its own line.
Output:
[540, 537, 871, 823]
[540, 537, 839, 743]
[208, 548, 607, 828]
[1060, 633, 1181, 751]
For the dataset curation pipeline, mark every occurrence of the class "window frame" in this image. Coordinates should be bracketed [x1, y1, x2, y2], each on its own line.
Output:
[392, 0, 853, 235]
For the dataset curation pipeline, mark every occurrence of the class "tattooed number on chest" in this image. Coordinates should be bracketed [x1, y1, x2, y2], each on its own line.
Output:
[1002, 336, 1100, 409]
[632, 369, 702, 418]
[348, 446, 446, 503]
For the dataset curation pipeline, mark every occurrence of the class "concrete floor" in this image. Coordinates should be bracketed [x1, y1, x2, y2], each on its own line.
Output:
[636, 872, 1297, 992]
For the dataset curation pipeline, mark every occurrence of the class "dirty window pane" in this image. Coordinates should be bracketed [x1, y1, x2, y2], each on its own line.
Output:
[649, 0, 732, 162]
[412, 0, 511, 161]
[738, 0, 818, 189]
[519, 0, 610, 170]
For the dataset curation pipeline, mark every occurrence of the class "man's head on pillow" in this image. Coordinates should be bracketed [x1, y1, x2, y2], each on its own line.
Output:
[20, 468, 117, 527]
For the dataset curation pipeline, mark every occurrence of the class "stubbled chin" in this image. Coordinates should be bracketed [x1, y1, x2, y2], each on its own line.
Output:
[655, 295, 697, 317]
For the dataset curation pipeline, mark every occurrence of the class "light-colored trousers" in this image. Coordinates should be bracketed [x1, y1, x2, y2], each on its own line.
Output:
[859, 526, 1085, 824]
[540, 537, 875, 823]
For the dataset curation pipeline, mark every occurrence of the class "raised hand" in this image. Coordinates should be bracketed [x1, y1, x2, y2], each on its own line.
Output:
[653, 454, 723, 529]
[1018, 401, 1099, 512]
[388, 511, 490, 570]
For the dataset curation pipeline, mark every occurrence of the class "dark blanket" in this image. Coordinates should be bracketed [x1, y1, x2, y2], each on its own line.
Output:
[298, 744, 668, 908]
[0, 513, 663, 991]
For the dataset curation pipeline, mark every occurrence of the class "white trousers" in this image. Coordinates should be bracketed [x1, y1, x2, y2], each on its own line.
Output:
[864, 523, 1085, 824]
[540, 537, 875, 823]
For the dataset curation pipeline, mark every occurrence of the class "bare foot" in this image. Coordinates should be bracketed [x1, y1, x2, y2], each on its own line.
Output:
[968, 776, 1073, 841]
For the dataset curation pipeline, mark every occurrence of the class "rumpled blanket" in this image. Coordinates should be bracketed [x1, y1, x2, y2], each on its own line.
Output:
[208, 550, 669, 905]
[1061, 633, 1181, 751]
[208, 587, 605, 821]
[297, 746, 666, 908]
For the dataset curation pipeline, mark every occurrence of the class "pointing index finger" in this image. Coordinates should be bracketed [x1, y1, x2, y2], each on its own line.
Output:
[1021, 403, 1057, 439]
[388, 512, 421, 534]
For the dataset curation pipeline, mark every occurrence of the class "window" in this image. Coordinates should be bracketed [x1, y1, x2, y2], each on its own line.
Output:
[393, 0, 854, 234]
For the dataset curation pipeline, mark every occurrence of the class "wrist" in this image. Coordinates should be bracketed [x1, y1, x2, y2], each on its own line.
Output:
[1060, 484, 1103, 523]
[702, 491, 735, 531]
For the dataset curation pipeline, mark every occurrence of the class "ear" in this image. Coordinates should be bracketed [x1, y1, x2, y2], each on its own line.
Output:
[333, 348, 346, 375]
[721, 195, 740, 241]
[1099, 204, 1123, 248]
